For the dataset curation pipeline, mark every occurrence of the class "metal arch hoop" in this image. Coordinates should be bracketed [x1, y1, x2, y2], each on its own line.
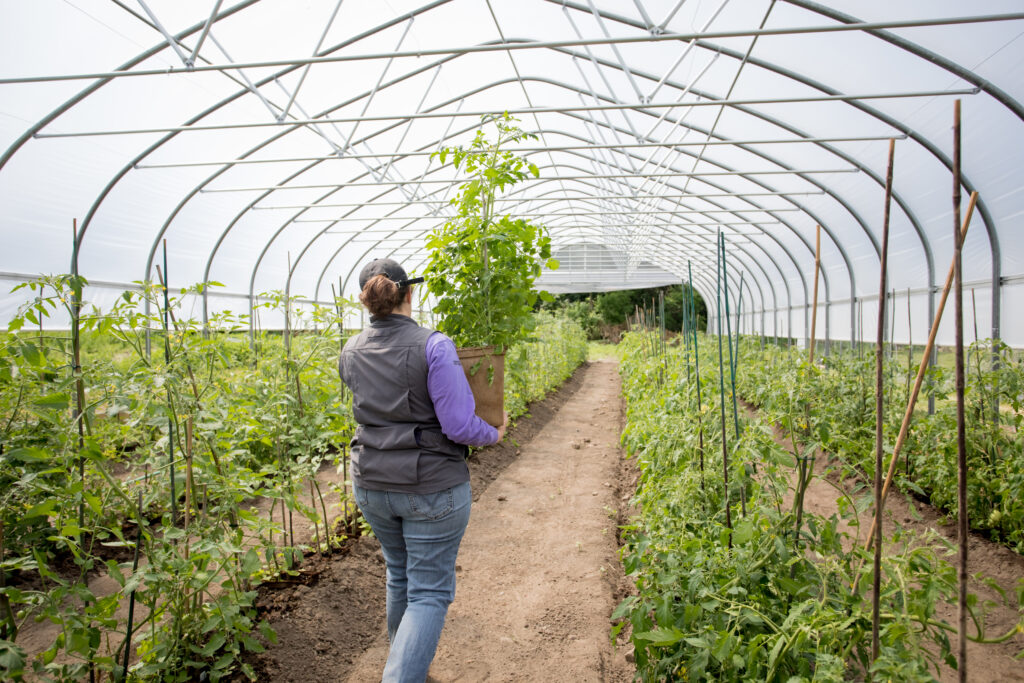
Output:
[556, 0, 1008, 344]
[4, 0, 1014, 351]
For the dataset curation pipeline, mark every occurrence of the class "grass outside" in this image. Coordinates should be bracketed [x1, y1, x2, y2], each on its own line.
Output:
[586, 340, 619, 360]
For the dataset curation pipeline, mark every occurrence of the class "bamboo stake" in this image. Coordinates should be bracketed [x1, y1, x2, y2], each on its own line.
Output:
[733, 272, 744, 378]
[971, 288, 986, 424]
[952, 99, 969, 683]
[861, 191, 977, 551]
[331, 282, 347, 403]
[809, 225, 822, 364]
[857, 298, 864, 359]
[871, 137, 896, 664]
[285, 253, 292, 359]
[890, 287, 897, 361]
[905, 288, 913, 411]
[70, 218, 87, 533]
[158, 243, 177, 523]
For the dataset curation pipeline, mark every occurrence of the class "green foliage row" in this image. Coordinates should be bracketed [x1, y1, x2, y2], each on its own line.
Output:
[1, 276, 354, 682]
[0, 273, 587, 682]
[503, 313, 588, 420]
[614, 331, 1012, 681]
[734, 339, 1024, 553]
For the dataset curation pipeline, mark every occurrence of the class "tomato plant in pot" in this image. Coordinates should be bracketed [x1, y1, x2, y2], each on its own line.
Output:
[424, 114, 558, 426]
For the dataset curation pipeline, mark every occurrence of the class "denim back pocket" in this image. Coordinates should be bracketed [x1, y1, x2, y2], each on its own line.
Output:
[407, 487, 455, 520]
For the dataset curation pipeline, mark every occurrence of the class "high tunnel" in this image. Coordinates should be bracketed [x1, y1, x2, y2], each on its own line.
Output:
[2, 1, 1023, 347]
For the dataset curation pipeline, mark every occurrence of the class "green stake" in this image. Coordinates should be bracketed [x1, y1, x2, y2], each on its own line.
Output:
[689, 262, 705, 481]
[715, 236, 733, 543]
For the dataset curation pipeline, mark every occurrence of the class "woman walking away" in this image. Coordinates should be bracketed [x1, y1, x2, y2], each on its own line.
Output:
[339, 258, 507, 683]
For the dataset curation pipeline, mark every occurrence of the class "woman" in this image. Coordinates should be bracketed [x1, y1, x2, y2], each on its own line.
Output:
[339, 258, 507, 683]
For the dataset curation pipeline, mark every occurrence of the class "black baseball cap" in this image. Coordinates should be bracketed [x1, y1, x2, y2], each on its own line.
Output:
[358, 258, 424, 290]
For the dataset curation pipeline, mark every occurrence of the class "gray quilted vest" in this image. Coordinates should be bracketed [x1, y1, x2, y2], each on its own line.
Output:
[339, 314, 469, 493]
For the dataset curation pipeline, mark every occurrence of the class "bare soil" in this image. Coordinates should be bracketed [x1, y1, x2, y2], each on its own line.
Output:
[247, 360, 636, 682]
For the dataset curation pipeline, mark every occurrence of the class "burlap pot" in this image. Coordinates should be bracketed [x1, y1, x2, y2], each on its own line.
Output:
[456, 346, 505, 427]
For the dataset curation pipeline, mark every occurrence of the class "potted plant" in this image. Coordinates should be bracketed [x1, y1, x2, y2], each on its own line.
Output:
[423, 114, 559, 425]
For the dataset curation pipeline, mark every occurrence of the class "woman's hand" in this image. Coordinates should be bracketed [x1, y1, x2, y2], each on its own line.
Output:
[495, 411, 509, 442]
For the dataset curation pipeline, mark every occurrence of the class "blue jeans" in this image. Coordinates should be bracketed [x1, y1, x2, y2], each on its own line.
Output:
[354, 481, 472, 683]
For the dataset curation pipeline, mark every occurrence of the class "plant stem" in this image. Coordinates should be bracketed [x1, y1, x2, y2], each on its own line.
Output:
[313, 478, 332, 551]
[0, 520, 16, 642]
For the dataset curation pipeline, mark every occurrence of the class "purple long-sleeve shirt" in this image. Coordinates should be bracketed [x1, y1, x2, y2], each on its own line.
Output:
[425, 332, 499, 447]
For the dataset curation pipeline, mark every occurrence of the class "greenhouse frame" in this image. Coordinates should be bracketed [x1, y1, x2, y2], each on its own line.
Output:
[2, 0, 1024, 347]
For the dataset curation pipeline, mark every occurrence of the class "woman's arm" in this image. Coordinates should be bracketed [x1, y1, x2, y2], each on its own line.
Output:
[425, 333, 502, 446]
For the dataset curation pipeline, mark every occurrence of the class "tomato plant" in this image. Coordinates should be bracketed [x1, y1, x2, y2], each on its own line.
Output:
[1, 271, 587, 681]
[735, 338, 1024, 553]
[614, 332, 1018, 681]
[424, 113, 558, 350]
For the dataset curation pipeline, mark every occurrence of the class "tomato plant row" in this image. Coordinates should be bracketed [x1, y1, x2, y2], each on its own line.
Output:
[614, 330, 1001, 681]
[0, 274, 586, 682]
[734, 339, 1024, 554]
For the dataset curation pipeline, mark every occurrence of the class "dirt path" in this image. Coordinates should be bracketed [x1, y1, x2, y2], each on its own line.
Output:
[343, 359, 633, 682]
[748, 403, 1024, 682]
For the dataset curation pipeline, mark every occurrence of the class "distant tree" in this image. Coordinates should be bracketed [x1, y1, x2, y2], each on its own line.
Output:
[548, 285, 706, 336]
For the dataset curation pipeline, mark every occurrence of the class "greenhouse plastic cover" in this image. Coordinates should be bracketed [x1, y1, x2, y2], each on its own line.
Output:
[1, 0, 1023, 346]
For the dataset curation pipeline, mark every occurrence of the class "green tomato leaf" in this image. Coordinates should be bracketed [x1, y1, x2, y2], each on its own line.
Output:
[0, 639, 26, 674]
[24, 498, 58, 519]
[33, 392, 70, 411]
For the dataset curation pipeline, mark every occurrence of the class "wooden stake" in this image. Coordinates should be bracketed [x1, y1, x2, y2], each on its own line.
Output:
[809, 225, 821, 364]
[971, 288, 986, 424]
[905, 288, 913, 411]
[156, 252, 177, 523]
[890, 287, 897, 361]
[952, 99, 969, 683]
[861, 191, 977, 552]
[70, 218, 90, 533]
[857, 298, 864, 359]
[871, 138, 896, 664]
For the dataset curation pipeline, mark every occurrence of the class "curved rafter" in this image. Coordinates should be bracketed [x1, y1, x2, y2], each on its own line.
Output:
[1, 0, 1021, 348]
